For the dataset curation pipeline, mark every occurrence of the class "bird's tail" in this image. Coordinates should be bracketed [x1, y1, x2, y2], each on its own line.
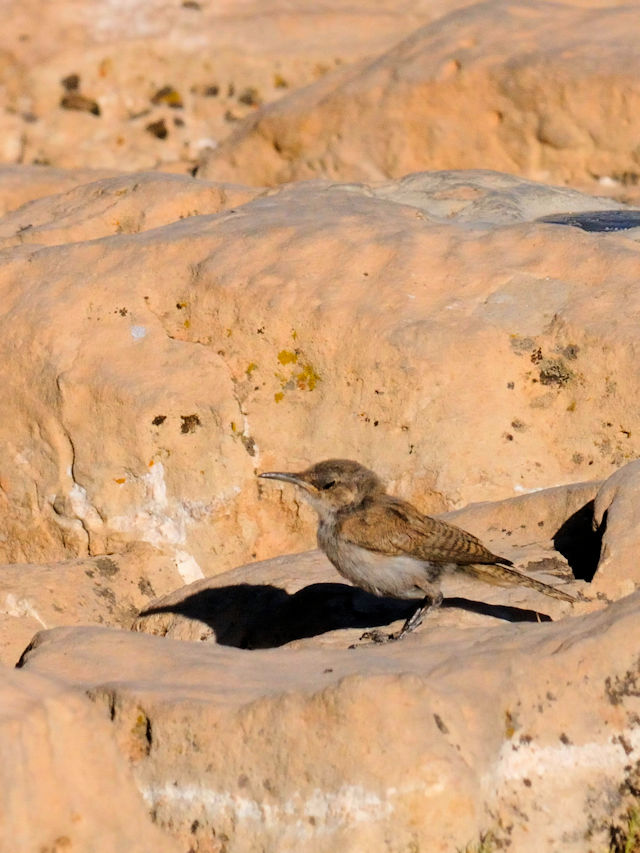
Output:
[464, 560, 577, 603]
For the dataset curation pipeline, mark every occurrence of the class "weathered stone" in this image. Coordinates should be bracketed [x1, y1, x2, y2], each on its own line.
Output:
[0, 169, 638, 577]
[3, 4, 640, 849]
[201, 0, 640, 194]
[0, 542, 182, 665]
[19, 590, 640, 852]
[0, 171, 260, 248]
[134, 479, 599, 647]
[0, 164, 121, 216]
[0, 664, 178, 852]
[592, 460, 640, 600]
[0, 0, 451, 172]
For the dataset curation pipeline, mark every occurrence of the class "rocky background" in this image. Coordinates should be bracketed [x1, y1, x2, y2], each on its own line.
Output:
[3, 1, 640, 851]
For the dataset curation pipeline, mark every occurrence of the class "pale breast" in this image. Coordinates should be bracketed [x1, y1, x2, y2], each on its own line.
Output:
[318, 521, 447, 598]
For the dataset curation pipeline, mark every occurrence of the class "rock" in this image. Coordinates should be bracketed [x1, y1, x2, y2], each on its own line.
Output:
[0, 664, 178, 852]
[591, 460, 640, 600]
[201, 0, 640, 192]
[0, 542, 182, 665]
[0, 171, 260, 248]
[0, 165, 121, 216]
[3, 0, 640, 204]
[0, 0, 450, 172]
[60, 92, 101, 116]
[0, 168, 639, 575]
[368, 168, 632, 225]
[3, 4, 640, 847]
[133, 545, 582, 649]
[134, 549, 421, 648]
[134, 479, 599, 647]
[18, 590, 640, 852]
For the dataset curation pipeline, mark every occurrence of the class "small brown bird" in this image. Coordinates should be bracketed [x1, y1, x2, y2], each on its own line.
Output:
[259, 459, 575, 640]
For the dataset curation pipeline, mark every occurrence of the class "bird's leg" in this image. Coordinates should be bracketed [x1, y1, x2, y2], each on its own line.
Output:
[352, 590, 443, 647]
[395, 590, 443, 640]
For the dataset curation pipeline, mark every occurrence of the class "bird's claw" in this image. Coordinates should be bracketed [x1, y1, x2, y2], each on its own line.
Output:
[348, 629, 399, 648]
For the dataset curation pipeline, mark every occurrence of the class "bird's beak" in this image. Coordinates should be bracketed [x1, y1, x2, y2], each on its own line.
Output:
[258, 471, 315, 492]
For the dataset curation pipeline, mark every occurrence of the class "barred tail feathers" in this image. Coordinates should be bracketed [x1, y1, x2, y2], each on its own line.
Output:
[464, 561, 576, 603]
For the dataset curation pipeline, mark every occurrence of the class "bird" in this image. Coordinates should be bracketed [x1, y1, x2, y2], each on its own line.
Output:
[258, 458, 576, 641]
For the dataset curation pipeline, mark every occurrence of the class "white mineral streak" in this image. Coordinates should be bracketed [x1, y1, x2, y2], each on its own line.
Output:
[3, 593, 48, 628]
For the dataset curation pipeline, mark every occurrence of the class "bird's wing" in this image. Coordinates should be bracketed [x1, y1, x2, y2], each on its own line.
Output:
[339, 495, 505, 565]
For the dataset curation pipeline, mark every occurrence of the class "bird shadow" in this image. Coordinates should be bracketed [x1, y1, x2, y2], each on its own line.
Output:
[139, 582, 552, 650]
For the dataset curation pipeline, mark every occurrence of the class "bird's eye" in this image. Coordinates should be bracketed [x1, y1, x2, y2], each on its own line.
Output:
[321, 480, 336, 490]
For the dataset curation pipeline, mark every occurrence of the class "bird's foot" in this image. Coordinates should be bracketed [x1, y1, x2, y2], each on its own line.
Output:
[348, 629, 396, 648]
[362, 629, 394, 643]
[574, 589, 595, 603]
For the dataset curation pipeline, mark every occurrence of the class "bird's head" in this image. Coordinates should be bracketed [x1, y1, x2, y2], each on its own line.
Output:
[259, 458, 384, 520]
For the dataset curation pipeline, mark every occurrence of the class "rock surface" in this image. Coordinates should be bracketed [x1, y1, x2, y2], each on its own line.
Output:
[0, 664, 178, 852]
[0, 168, 639, 575]
[19, 588, 640, 853]
[3, 0, 640, 205]
[0, 170, 259, 248]
[0, 543, 181, 665]
[133, 479, 599, 648]
[4, 6, 640, 846]
[592, 459, 640, 601]
[0, 0, 458, 172]
[201, 0, 640, 196]
[0, 164, 121, 216]
[3, 466, 638, 853]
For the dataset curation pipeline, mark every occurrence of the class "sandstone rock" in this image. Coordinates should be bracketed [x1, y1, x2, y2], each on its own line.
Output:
[134, 479, 599, 647]
[4, 7, 640, 849]
[201, 0, 640, 192]
[0, 164, 121, 216]
[0, 542, 182, 665]
[0, 168, 639, 576]
[4, 0, 640, 203]
[0, 171, 260, 248]
[0, 664, 178, 852]
[133, 545, 582, 648]
[368, 168, 631, 225]
[134, 549, 421, 648]
[0, 0, 454, 172]
[591, 459, 640, 600]
[19, 590, 640, 852]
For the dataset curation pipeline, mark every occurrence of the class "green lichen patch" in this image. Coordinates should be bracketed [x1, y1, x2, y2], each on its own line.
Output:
[457, 830, 497, 853]
[609, 806, 640, 853]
